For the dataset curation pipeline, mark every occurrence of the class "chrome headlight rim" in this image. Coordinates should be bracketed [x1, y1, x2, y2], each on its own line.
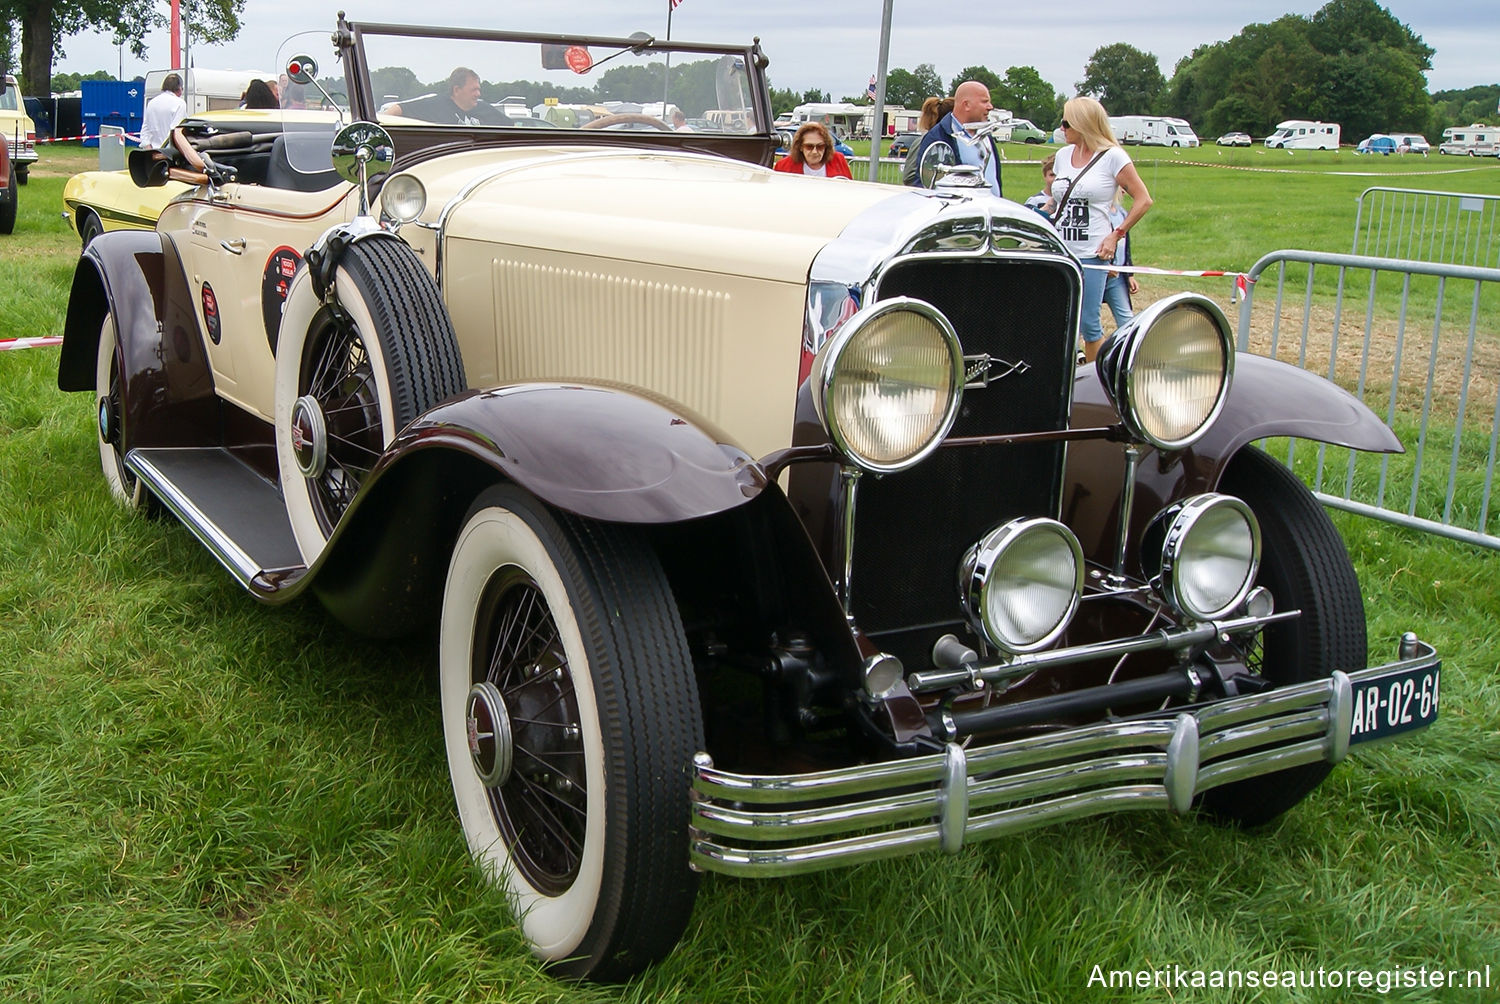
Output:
[1147, 493, 1262, 622]
[960, 517, 1084, 654]
[813, 296, 965, 475]
[1099, 292, 1234, 451]
[379, 172, 427, 225]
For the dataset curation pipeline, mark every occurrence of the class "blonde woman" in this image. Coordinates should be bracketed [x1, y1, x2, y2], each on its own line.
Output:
[1047, 96, 1153, 362]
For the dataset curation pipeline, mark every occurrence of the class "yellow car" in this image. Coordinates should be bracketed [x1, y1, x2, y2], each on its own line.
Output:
[63, 108, 341, 244]
[0, 74, 38, 185]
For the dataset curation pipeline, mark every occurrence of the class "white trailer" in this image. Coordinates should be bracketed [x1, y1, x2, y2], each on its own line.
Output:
[787, 102, 865, 139]
[1264, 120, 1340, 150]
[144, 68, 277, 115]
[1109, 115, 1147, 144]
[1438, 124, 1499, 156]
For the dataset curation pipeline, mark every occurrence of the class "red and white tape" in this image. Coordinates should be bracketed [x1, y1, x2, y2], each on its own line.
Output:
[0, 336, 64, 351]
[35, 132, 142, 143]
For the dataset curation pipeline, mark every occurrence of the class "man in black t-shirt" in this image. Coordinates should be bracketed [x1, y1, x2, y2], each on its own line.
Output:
[385, 67, 510, 126]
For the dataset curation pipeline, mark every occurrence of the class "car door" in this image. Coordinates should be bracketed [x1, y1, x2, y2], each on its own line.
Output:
[182, 184, 352, 422]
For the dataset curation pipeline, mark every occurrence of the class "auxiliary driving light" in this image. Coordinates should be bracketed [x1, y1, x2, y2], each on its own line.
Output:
[812, 297, 964, 474]
[959, 518, 1083, 654]
[1141, 494, 1261, 622]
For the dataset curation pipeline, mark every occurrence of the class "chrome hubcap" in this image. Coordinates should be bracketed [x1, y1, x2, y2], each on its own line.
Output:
[466, 680, 514, 788]
[290, 394, 329, 478]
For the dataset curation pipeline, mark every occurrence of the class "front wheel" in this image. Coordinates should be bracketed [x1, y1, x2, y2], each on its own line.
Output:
[0, 164, 15, 234]
[1199, 446, 1367, 826]
[14, 164, 26, 184]
[440, 485, 704, 980]
[275, 237, 465, 564]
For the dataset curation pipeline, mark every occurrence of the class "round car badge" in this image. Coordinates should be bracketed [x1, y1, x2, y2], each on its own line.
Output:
[565, 45, 593, 74]
[262, 246, 304, 353]
[201, 282, 222, 345]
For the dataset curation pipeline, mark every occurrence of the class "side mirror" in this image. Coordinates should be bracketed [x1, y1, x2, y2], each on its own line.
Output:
[286, 55, 318, 85]
[918, 143, 956, 189]
[331, 121, 395, 186]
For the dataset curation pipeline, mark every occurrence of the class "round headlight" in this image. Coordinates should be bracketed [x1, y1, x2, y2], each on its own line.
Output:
[1141, 494, 1261, 621]
[380, 173, 427, 225]
[1097, 293, 1233, 450]
[812, 297, 964, 473]
[959, 518, 1083, 654]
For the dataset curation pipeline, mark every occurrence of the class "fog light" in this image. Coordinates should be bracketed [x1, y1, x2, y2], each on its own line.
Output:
[959, 518, 1082, 654]
[1142, 494, 1261, 621]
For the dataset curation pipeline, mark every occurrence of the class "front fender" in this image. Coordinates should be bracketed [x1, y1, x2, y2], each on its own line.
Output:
[1065, 352, 1401, 563]
[390, 382, 769, 523]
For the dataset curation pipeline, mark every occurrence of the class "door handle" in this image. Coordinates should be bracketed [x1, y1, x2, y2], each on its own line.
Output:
[220, 238, 246, 254]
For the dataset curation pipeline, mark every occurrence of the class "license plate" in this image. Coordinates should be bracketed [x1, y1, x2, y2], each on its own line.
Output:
[1348, 663, 1440, 744]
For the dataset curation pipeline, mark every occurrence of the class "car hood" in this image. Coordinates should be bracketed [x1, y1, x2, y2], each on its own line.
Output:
[409, 146, 906, 284]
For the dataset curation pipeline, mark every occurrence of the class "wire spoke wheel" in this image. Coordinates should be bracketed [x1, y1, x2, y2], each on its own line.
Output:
[299, 310, 384, 534]
[441, 484, 704, 980]
[476, 570, 588, 894]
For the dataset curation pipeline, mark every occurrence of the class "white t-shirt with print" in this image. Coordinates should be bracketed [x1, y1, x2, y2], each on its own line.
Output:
[1049, 145, 1131, 260]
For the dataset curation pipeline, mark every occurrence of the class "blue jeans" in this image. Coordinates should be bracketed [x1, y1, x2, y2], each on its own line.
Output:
[1080, 257, 1108, 344]
[1103, 272, 1134, 327]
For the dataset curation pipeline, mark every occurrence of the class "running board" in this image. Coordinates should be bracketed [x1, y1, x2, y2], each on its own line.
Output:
[127, 447, 308, 598]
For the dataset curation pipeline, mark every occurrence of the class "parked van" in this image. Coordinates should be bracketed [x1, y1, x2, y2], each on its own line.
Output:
[1110, 115, 1146, 144]
[1438, 124, 1498, 156]
[1141, 116, 1199, 147]
[143, 68, 276, 116]
[1264, 120, 1340, 150]
[0, 75, 38, 183]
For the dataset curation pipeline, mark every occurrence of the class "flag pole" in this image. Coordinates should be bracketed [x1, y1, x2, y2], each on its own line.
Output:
[866, 0, 893, 179]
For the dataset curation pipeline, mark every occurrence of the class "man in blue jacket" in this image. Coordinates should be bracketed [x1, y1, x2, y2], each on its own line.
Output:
[907, 80, 1002, 197]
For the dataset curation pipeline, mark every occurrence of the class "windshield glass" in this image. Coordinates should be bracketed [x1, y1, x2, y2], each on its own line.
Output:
[273, 32, 350, 174]
[355, 28, 760, 136]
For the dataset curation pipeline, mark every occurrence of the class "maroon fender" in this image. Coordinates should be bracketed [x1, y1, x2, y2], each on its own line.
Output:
[57, 231, 218, 451]
[381, 382, 770, 523]
[1064, 352, 1402, 564]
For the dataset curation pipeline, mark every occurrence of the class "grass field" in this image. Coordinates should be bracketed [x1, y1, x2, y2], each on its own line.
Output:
[2, 144, 1499, 1003]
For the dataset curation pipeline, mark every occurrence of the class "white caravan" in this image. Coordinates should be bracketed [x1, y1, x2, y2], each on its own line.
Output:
[143, 68, 277, 115]
[1438, 124, 1499, 156]
[1110, 115, 1147, 144]
[1264, 120, 1340, 150]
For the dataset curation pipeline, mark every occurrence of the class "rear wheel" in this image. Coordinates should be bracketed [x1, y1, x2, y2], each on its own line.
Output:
[275, 237, 465, 564]
[1199, 446, 1366, 826]
[94, 313, 156, 511]
[14, 164, 26, 184]
[440, 484, 704, 980]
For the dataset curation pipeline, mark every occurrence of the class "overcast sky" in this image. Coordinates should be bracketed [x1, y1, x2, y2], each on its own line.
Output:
[52, 0, 1498, 101]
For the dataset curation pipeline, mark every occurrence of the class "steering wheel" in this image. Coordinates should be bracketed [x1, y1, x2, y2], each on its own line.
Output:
[581, 113, 673, 132]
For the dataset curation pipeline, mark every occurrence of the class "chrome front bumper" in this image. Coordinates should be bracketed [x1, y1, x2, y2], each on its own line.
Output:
[689, 637, 1439, 877]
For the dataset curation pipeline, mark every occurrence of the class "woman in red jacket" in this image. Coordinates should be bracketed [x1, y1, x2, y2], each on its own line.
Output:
[774, 123, 852, 178]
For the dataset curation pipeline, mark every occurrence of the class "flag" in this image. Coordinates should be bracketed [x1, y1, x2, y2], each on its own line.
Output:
[671, 0, 685, 8]
[866, 75, 877, 100]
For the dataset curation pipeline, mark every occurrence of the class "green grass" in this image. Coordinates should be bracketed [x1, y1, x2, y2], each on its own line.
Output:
[3, 144, 1500, 1002]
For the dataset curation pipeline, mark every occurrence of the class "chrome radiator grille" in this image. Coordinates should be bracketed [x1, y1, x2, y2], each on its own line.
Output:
[854, 256, 1079, 657]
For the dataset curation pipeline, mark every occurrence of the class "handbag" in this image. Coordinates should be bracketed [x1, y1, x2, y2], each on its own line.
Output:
[1044, 149, 1107, 223]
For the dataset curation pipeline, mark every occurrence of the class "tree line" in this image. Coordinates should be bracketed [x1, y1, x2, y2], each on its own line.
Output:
[780, 0, 1494, 141]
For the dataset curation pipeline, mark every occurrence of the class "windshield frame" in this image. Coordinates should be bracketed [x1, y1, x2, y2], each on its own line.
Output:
[334, 16, 777, 168]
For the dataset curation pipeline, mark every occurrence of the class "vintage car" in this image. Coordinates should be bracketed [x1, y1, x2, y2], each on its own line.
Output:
[0, 74, 37, 184]
[0, 131, 15, 233]
[58, 17, 1441, 982]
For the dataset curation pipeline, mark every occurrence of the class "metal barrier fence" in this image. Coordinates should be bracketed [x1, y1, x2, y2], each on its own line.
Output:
[1235, 249, 1500, 550]
[849, 156, 906, 186]
[1352, 187, 1500, 270]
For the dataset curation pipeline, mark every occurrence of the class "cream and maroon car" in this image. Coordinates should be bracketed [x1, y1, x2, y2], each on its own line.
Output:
[58, 17, 1441, 982]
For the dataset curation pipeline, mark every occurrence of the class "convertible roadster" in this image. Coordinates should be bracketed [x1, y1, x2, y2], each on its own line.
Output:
[58, 17, 1440, 981]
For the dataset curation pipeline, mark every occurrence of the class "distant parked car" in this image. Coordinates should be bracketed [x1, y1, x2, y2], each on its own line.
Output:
[1393, 134, 1430, 154]
[888, 130, 921, 157]
[1216, 131, 1252, 147]
[1007, 118, 1047, 144]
